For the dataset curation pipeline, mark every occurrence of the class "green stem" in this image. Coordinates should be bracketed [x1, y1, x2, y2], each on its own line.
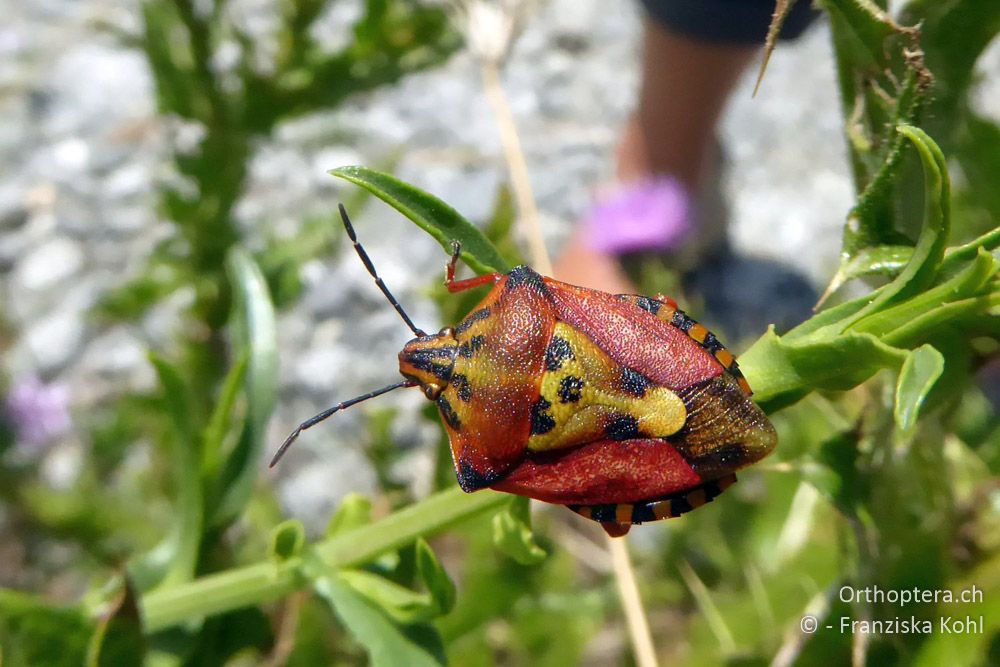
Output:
[141, 487, 506, 631]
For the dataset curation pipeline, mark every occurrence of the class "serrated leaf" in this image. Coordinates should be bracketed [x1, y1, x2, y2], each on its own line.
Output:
[894, 344, 945, 431]
[269, 519, 306, 562]
[492, 496, 546, 565]
[209, 249, 278, 529]
[330, 166, 511, 275]
[830, 126, 951, 334]
[314, 576, 445, 667]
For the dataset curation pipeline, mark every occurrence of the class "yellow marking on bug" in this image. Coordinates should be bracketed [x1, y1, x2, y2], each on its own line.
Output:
[736, 375, 753, 395]
[714, 348, 735, 368]
[657, 307, 676, 323]
[652, 500, 674, 520]
[527, 323, 686, 452]
[687, 323, 709, 344]
[616, 504, 633, 524]
[574, 506, 593, 520]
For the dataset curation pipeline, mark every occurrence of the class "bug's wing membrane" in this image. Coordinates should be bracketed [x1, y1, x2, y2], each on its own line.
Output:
[442, 268, 556, 491]
[670, 373, 776, 480]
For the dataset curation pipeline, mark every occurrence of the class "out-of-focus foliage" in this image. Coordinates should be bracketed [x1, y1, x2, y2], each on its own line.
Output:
[1, 1, 998, 666]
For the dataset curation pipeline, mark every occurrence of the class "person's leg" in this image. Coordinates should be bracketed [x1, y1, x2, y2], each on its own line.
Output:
[554, 20, 756, 291]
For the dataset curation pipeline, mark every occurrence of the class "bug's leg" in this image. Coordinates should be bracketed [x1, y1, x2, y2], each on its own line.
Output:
[444, 240, 503, 293]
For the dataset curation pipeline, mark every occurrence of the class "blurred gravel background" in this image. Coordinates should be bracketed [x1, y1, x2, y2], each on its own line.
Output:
[2, 0, 994, 527]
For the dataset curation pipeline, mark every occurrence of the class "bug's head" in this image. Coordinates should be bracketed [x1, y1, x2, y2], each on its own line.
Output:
[399, 327, 459, 400]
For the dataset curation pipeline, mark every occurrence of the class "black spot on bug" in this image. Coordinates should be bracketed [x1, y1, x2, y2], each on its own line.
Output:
[438, 396, 461, 430]
[452, 373, 472, 402]
[631, 502, 656, 523]
[506, 265, 548, 293]
[670, 495, 694, 516]
[634, 296, 662, 315]
[545, 336, 574, 371]
[455, 307, 491, 335]
[404, 347, 455, 381]
[605, 414, 640, 440]
[671, 309, 695, 332]
[530, 396, 556, 435]
[619, 368, 650, 396]
[457, 459, 502, 492]
[458, 335, 486, 358]
[589, 504, 618, 523]
[557, 376, 584, 403]
[702, 331, 724, 355]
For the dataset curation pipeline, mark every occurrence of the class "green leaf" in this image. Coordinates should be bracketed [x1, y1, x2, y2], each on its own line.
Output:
[0, 589, 92, 666]
[492, 496, 546, 565]
[330, 166, 511, 275]
[739, 327, 909, 413]
[269, 519, 306, 562]
[314, 576, 445, 667]
[820, 125, 952, 336]
[129, 355, 203, 591]
[894, 344, 945, 431]
[818, 244, 913, 304]
[414, 538, 456, 615]
[333, 539, 454, 624]
[338, 570, 439, 624]
[326, 493, 373, 537]
[200, 350, 248, 484]
[85, 578, 145, 667]
[209, 249, 278, 529]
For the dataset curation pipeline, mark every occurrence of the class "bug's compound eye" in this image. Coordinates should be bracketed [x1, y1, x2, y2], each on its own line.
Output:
[423, 384, 443, 400]
[439, 326, 455, 338]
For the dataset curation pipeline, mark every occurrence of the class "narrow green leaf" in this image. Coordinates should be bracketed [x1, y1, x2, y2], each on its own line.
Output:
[314, 576, 445, 667]
[338, 570, 439, 624]
[818, 244, 913, 304]
[330, 166, 511, 275]
[269, 519, 306, 562]
[210, 249, 278, 529]
[200, 350, 248, 482]
[414, 538, 456, 615]
[894, 345, 945, 431]
[833, 125, 951, 333]
[326, 493, 373, 537]
[492, 496, 546, 565]
[130, 355, 203, 591]
[85, 577, 145, 667]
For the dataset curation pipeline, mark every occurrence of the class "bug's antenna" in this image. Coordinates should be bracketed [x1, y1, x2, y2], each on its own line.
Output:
[339, 204, 426, 337]
[270, 380, 415, 467]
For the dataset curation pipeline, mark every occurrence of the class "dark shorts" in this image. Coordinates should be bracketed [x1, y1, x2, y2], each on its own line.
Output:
[640, 0, 820, 44]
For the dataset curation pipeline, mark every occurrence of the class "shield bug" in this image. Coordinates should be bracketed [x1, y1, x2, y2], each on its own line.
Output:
[272, 205, 777, 537]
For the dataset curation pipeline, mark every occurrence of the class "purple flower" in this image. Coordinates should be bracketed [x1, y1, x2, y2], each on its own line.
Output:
[584, 177, 692, 255]
[4, 375, 72, 452]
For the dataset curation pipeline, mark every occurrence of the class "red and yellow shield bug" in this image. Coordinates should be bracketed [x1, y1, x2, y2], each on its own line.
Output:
[272, 205, 778, 537]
